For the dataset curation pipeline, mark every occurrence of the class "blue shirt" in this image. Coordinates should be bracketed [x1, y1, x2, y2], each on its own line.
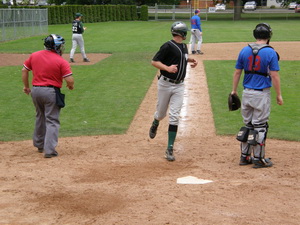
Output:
[191, 15, 201, 31]
[235, 45, 280, 90]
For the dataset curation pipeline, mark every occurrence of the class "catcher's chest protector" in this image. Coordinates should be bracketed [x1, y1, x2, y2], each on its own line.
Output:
[247, 43, 273, 76]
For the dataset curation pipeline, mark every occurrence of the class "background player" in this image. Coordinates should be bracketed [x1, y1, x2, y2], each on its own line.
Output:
[231, 23, 283, 168]
[149, 21, 198, 161]
[70, 13, 90, 63]
[22, 34, 74, 158]
[190, 9, 204, 55]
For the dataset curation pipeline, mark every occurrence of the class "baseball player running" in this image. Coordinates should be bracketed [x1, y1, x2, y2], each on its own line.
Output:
[70, 13, 90, 63]
[190, 9, 204, 55]
[149, 21, 198, 161]
[231, 23, 283, 168]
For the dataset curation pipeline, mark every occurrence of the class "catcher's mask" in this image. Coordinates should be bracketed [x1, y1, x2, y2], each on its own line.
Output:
[171, 21, 188, 40]
[44, 34, 65, 56]
[253, 23, 272, 40]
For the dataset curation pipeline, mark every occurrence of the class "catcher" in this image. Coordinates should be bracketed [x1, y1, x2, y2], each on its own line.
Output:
[231, 23, 283, 168]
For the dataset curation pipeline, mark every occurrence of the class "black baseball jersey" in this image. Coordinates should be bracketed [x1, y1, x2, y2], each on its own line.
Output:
[152, 40, 188, 81]
[72, 20, 84, 34]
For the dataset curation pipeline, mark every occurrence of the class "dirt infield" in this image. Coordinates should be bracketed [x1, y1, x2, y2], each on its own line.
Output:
[0, 42, 299, 224]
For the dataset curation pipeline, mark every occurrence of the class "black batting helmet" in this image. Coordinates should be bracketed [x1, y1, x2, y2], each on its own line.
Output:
[44, 34, 65, 55]
[171, 21, 188, 39]
[253, 23, 273, 40]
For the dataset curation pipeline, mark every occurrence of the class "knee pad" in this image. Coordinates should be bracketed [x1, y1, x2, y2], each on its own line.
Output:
[236, 126, 250, 142]
[247, 129, 258, 145]
[248, 123, 268, 146]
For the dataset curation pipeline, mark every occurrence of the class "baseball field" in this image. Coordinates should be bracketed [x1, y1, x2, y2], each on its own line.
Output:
[0, 20, 299, 224]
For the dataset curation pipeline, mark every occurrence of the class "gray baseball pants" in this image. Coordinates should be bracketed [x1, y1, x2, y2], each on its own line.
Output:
[240, 88, 271, 158]
[154, 77, 184, 126]
[191, 29, 203, 51]
[31, 87, 60, 155]
[70, 33, 87, 59]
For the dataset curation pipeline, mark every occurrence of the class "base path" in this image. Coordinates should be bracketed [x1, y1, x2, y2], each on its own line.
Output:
[0, 42, 299, 224]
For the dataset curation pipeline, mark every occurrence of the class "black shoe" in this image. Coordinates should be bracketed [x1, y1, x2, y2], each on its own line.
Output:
[192, 51, 196, 54]
[165, 148, 175, 161]
[38, 148, 44, 153]
[197, 50, 204, 55]
[239, 156, 253, 165]
[44, 153, 58, 158]
[83, 58, 90, 62]
[253, 158, 273, 168]
[70, 58, 75, 63]
[149, 123, 158, 139]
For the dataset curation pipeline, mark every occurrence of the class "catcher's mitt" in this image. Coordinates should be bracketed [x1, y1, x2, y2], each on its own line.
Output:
[228, 93, 241, 111]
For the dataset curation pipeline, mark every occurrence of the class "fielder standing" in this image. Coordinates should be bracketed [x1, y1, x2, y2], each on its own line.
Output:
[70, 13, 90, 63]
[231, 23, 283, 168]
[149, 21, 198, 161]
[22, 34, 74, 158]
[190, 9, 204, 55]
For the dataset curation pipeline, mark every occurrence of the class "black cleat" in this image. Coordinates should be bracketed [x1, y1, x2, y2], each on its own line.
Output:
[149, 124, 158, 139]
[83, 58, 90, 62]
[165, 148, 175, 161]
[239, 156, 253, 165]
[70, 58, 75, 63]
[44, 153, 58, 158]
[253, 158, 273, 168]
[197, 50, 204, 55]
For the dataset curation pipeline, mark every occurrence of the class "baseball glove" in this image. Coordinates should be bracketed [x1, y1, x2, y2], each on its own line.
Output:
[228, 93, 241, 111]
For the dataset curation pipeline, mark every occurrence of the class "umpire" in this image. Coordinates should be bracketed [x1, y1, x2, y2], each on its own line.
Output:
[22, 34, 74, 158]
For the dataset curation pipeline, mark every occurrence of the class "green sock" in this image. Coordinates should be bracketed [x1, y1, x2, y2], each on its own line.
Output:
[168, 131, 177, 149]
[153, 119, 159, 126]
[168, 125, 178, 149]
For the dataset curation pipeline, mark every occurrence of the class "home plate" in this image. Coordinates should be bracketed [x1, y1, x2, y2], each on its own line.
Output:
[177, 176, 213, 184]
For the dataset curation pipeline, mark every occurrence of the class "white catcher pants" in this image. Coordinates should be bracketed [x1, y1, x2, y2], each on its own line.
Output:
[70, 33, 87, 59]
[191, 29, 203, 51]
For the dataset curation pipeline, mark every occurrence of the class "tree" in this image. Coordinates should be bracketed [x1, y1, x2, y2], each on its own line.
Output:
[233, 0, 242, 20]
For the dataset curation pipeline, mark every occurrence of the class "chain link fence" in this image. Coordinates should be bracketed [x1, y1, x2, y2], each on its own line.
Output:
[148, 4, 300, 21]
[148, 4, 193, 21]
[0, 8, 48, 42]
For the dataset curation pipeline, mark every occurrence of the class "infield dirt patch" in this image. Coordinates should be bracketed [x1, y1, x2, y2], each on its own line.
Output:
[0, 42, 299, 224]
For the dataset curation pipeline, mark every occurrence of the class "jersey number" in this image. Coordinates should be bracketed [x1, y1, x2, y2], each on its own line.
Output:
[248, 55, 261, 71]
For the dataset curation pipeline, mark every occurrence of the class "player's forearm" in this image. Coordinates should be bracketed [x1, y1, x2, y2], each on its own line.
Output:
[21, 67, 30, 88]
[152, 61, 168, 71]
[232, 69, 242, 93]
[270, 71, 282, 96]
[64, 76, 74, 90]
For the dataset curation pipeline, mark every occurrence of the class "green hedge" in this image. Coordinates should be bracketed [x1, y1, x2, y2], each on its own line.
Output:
[10, 5, 148, 24]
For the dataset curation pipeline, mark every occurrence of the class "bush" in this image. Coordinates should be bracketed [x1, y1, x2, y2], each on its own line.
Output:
[11, 5, 144, 24]
[140, 5, 148, 21]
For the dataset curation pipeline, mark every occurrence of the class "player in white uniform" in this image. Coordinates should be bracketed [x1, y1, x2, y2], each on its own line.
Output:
[70, 13, 90, 63]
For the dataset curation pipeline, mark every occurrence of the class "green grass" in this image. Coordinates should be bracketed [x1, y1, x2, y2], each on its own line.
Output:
[1, 20, 299, 54]
[205, 60, 300, 141]
[0, 20, 299, 141]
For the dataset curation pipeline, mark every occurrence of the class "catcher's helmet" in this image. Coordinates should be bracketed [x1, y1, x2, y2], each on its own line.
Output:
[253, 23, 272, 40]
[171, 21, 188, 39]
[44, 34, 65, 55]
